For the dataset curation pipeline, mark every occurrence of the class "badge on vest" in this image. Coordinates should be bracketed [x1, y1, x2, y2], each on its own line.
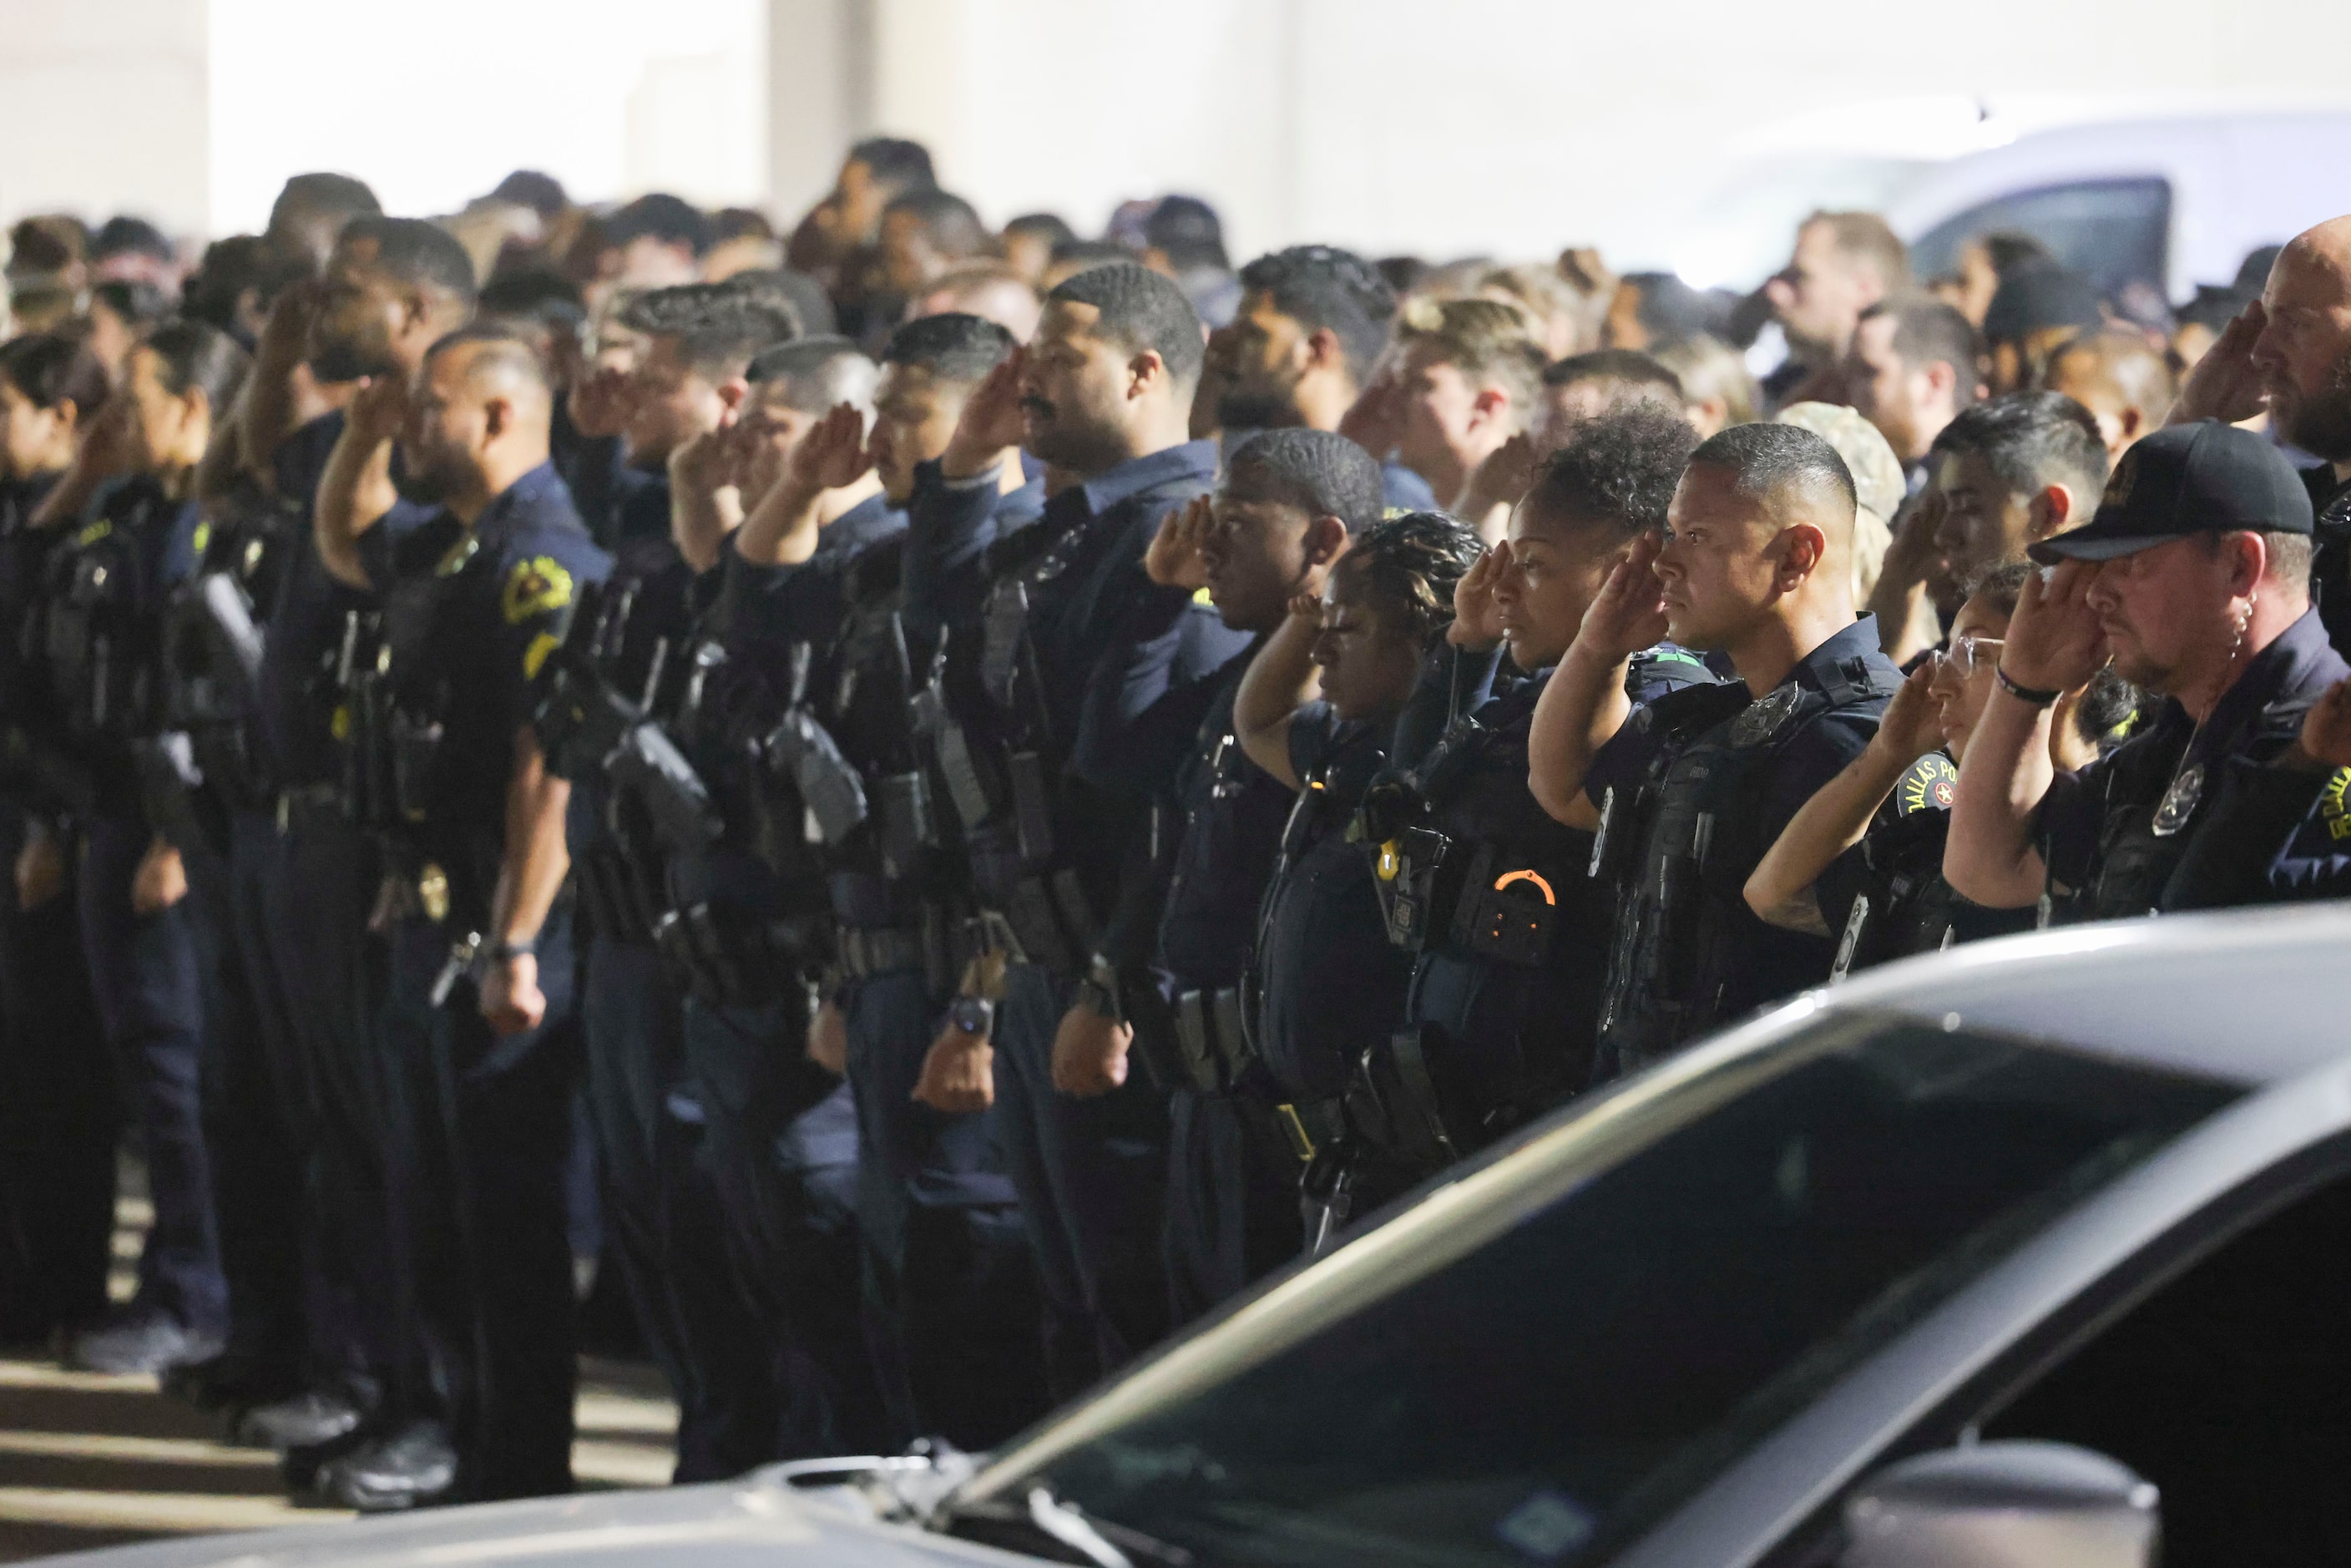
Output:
[1731, 683, 1801, 746]
[2151, 761, 2204, 837]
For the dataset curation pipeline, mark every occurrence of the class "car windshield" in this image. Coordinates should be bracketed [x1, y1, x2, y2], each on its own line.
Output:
[958, 1011, 2238, 1567]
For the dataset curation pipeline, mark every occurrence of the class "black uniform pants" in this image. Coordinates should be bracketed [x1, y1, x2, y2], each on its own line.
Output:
[78, 810, 227, 1336]
[995, 963, 1169, 1404]
[378, 908, 581, 1501]
[681, 994, 886, 1461]
[1162, 1087, 1305, 1328]
[273, 807, 399, 1390]
[0, 809, 115, 1343]
[844, 964, 1046, 1450]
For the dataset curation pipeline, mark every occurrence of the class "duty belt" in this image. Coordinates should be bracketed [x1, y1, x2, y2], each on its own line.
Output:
[837, 923, 928, 980]
[1170, 985, 1252, 1095]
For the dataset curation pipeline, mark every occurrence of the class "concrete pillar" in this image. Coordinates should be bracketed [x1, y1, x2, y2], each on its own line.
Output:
[767, 0, 877, 225]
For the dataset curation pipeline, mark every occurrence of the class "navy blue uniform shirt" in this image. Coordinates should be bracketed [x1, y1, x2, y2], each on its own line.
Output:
[357, 463, 610, 831]
[1587, 615, 1901, 1019]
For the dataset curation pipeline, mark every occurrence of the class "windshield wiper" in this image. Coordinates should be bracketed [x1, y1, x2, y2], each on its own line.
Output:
[933, 1484, 1193, 1567]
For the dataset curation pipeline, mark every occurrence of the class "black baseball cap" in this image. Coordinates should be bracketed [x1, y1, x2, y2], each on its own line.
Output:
[2028, 419, 2315, 564]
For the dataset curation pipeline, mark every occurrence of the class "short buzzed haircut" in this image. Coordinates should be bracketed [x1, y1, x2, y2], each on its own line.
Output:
[2046, 330, 2175, 426]
[1689, 422, 1858, 528]
[1524, 402, 1701, 539]
[605, 193, 711, 257]
[1224, 428, 1385, 531]
[849, 137, 935, 195]
[882, 311, 1014, 386]
[1863, 295, 1982, 408]
[269, 173, 381, 237]
[885, 189, 992, 262]
[1935, 390, 2110, 504]
[1237, 245, 1397, 383]
[1803, 210, 1912, 292]
[426, 322, 554, 397]
[718, 267, 832, 336]
[341, 216, 479, 309]
[1048, 260, 1204, 389]
[1542, 348, 1683, 398]
[748, 335, 878, 415]
[621, 282, 796, 379]
[1397, 296, 1545, 410]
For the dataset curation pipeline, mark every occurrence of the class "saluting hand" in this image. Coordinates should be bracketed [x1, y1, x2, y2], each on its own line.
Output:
[1337, 367, 1403, 458]
[1872, 661, 1945, 765]
[2172, 300, 2269, 427]
[942, 348, 1029, 478]
[785, 402, 875, 496]
[347, 371, 410, 448]
[1145, 494, 1214, 590]
[567, 364, 633, 441]
[1999, 561, 2109, 696]
[1448, 538, 1512, 650]
[1461, 430, 1540, 518]
[1573, 532, 1672, 665]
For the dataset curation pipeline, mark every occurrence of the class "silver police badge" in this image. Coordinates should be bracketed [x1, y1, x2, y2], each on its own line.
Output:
[2151, 761, 2204, 837]
[1730, 683, 1800, 746]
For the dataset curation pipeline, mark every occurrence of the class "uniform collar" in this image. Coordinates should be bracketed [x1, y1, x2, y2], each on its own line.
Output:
[2192, 607, 2348, 757]
[815, 492, 903, 561]
[1074, 438, 1218, 519]
[1782, 615, 1888, 695]
[472, 463, 564, 545]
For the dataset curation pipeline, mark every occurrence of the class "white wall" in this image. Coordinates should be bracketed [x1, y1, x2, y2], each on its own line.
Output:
[0, 0, 209, 240]
[837, 0, 2351, 279]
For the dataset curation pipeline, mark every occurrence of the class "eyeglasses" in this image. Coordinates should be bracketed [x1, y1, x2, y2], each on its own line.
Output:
[1940, 632, 2006, 677]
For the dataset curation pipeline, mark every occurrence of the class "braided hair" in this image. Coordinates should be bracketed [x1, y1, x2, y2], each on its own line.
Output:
[1331, 509, 1485, 646]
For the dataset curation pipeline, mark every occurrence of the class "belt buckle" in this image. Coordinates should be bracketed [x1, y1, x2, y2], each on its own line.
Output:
[1274, 1103, 1317, 1163]
[417, 862, 451, 925]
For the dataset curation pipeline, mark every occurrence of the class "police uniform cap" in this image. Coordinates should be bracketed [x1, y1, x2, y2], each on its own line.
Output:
[2029, 418, 2314, 564]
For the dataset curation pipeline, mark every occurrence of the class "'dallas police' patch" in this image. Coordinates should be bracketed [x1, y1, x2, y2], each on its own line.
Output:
[2322, 767, 2351, 842]
[501, 556, 574, 625]
[1896, 752, 1959, 816]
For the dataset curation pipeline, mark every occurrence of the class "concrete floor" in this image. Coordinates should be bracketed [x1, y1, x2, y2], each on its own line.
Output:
[0, 1191, 679, 1563]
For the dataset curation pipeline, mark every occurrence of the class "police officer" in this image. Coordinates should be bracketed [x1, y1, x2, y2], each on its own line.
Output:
[652, 336, 893, 1464]
[908, 263, 1246, 1397]
[1746, 564, 2137, 974]
[1138, 429, 1378, 1323]
[230, 217, 475, 1461]
[1533, 422, 1903, 1079]
[0, 332, 115, 1350]
[33, 321, 250, 1373]
[1354, 408, 1713, 1190]
[752, 314, 1049, 1449]
[1208, 245, 1436, 510]
[311, 326, 609, 1507]
[1234, 511, 1482, 1247]
[550, 283, 795, 1479]
[1947, 420, 2351, 919]
[2165, 216, 2351, 655]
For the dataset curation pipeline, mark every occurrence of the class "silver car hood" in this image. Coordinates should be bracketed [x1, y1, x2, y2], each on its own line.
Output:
[35, 1471, 1041, 1568]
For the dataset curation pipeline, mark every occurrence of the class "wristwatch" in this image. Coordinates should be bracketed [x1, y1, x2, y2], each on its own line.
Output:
[949, 995, 994, 1035]
[488, 938, 539, 963]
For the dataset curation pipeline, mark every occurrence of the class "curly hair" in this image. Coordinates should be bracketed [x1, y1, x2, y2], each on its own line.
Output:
[1524, 402, 1701, 538]
[1331, 509, 1485, 645]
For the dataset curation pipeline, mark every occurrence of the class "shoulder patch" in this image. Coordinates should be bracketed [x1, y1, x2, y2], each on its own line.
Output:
[522, 629, 561, 680]
[73, 518, 113, 549]
[1895, 751, 1960, 817]
[2322, 767, 2351, 842]
[1191, 584, 1215, 607]
[502, 555, 574, 625]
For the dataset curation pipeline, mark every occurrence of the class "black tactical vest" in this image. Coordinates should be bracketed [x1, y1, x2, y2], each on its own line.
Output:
[1596, 657, 1888, 1075]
